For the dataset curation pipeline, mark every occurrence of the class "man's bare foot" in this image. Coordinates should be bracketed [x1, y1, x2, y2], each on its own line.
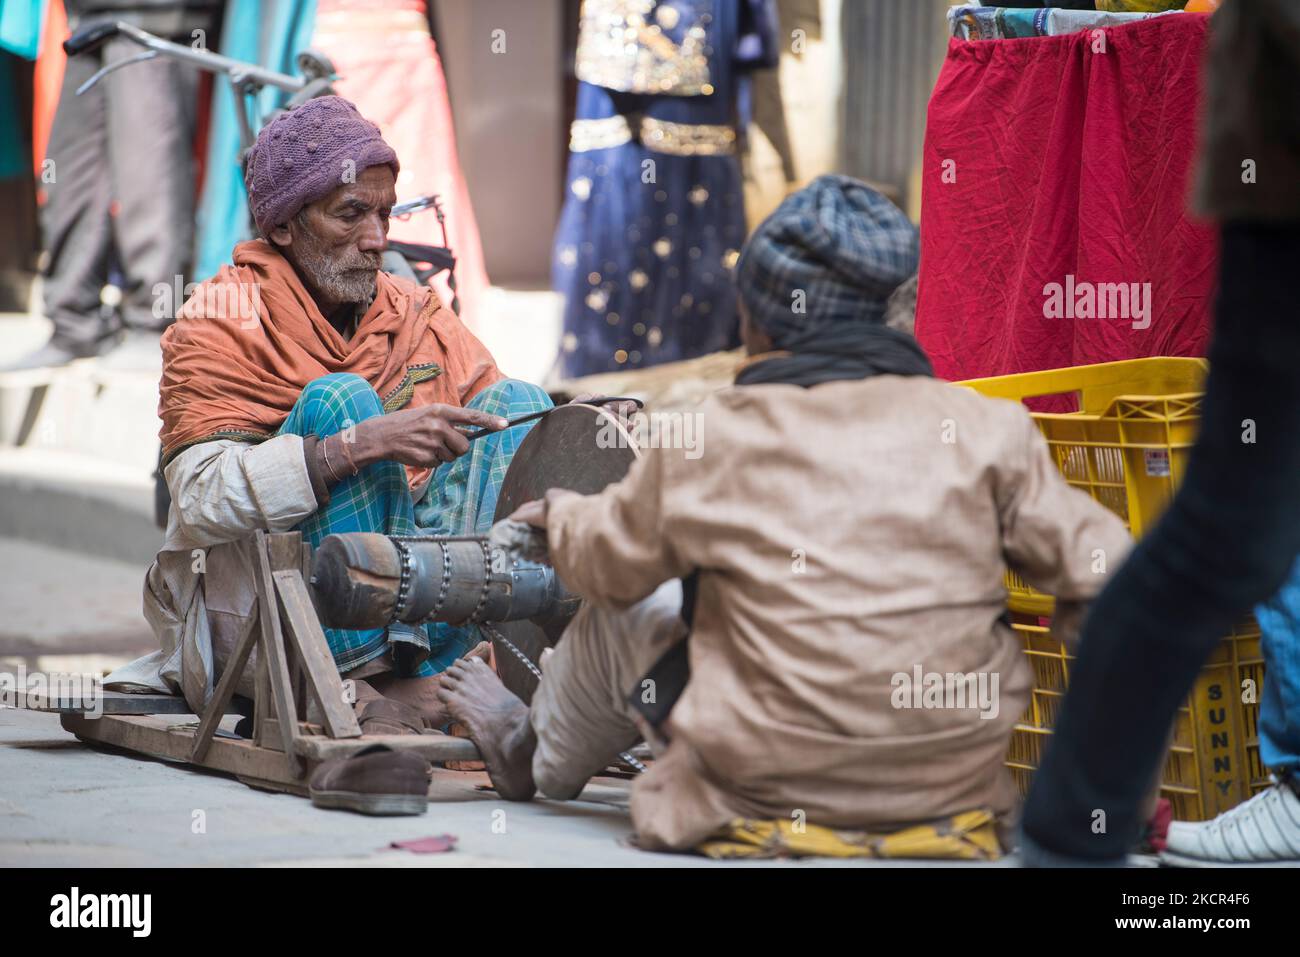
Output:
[437, 656, 537, 801]
[370, 641, 494, 729]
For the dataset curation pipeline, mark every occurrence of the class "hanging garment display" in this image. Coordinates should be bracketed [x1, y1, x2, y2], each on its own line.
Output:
[554, 0, 777, 377]
[311, 0, 490, 328]
[916, 13, 1217, 387]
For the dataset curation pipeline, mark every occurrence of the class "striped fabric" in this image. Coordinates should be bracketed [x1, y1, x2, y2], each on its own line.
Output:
[279, 373, 552, 676]
[415, 378, 554, 672]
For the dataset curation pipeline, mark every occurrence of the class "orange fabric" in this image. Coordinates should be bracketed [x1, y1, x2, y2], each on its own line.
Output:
[193, 72, 213, 199]
[32, 0, 68, 185]
[159, 239, 503, 491]
[312, 0, 491, 330]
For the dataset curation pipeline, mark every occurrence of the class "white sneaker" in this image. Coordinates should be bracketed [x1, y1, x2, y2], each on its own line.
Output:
[1161, 780, 1300, 867]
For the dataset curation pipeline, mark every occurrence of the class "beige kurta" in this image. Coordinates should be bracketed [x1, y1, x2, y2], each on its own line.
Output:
[546, 375, 1132, 850]
[106, 435, 322, 711]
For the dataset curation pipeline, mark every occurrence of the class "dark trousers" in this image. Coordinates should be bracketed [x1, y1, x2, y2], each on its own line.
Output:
[1022, 222, 1300, 860]
[40, 33, 199, 347]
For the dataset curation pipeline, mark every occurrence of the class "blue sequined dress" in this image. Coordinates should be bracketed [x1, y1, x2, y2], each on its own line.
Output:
[553, 0, 777, 377]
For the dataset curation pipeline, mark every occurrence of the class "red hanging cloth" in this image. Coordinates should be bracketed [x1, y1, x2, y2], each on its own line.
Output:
[916, 14, 1218, 389]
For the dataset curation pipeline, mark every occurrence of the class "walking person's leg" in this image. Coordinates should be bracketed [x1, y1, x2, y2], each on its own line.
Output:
[1020, 222, 1300, 863]
[25, 44, 113, 365]
[105, 35, 200, 348]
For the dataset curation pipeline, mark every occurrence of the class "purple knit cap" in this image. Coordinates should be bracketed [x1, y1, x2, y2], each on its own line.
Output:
[244, 95, 400, 237]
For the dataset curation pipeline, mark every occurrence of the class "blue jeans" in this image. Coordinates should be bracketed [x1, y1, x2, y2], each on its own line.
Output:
[1257, 558, 1300, 774]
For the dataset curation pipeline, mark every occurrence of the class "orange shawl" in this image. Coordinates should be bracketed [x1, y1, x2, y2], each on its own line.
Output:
[159, 240, 502, 492]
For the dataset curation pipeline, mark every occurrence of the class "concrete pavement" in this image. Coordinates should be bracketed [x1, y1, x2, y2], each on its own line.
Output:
[0, 539, 1003, 868]
[0, 537, 154, 669]
[0, 708, 1008, 867]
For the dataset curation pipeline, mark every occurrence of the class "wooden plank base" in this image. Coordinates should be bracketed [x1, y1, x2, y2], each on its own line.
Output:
[49, 535, 487, 805]
[60, 713, 483, 799]
[63, 713, 302, 790]
[295, 731, 480, 763]
[9, 689, 242, 716]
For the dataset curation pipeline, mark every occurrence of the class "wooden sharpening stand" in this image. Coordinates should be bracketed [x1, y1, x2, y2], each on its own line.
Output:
[21, 530, 480, 796]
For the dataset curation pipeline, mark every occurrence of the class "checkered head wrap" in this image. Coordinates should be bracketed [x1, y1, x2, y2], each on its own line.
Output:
[735, 175, 919, 350]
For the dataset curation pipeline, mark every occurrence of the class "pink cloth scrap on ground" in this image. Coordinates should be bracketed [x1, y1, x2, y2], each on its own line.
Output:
[916, 14, 1218, 390]
[389, 835, 457, 854]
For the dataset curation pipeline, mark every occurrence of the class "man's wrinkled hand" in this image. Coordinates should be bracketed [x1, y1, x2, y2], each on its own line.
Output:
[507, 498, 548, 528]
[569, 393, 640, 421]
[366, 403, 508, 468]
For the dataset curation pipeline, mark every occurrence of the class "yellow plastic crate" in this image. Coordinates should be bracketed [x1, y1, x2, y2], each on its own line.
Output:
[959, 358, 1267, 821]
[960, 357, 1207, 616]
[1005, 613, 1269, 822]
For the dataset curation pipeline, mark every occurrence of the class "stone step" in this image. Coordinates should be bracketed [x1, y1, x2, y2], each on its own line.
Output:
[0, 447, 159, 564]
[0, 362, 161, 474]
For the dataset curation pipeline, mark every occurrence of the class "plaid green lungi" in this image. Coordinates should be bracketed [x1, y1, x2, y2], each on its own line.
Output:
[278, 373, 552, 676]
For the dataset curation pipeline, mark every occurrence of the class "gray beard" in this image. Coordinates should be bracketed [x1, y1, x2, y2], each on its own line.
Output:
[292, 243, 382, 306]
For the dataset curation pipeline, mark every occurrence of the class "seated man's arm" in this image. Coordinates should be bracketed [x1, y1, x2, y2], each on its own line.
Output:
[168, 404, 511, 546]
[535, 446, 691, 610]
[165, 436, 319, 547]
[997, 410, 1133, 648]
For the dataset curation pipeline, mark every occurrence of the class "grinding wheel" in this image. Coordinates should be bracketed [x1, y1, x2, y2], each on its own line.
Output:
[489, 402, 639, 701]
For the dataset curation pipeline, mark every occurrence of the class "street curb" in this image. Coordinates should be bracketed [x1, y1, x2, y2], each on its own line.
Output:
[0, 469, 159, 564]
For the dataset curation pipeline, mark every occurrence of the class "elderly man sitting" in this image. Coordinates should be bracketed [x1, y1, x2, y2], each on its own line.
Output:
[110, 96, 549, 731]
[435, 176, 1133, 855]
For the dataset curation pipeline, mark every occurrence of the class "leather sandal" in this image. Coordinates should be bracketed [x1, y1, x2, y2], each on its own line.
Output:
[309, 744, 431, 816]
[357, 698, 426, 736]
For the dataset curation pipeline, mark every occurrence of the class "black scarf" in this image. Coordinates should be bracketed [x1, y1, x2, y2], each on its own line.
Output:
[734, 322, 933, 387]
